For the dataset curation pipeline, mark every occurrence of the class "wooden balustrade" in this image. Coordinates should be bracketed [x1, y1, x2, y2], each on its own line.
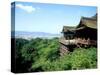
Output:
[59, 38, 97, 45]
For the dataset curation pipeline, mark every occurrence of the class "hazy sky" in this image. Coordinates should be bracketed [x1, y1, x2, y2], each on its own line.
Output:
[12, 2, 97, 34]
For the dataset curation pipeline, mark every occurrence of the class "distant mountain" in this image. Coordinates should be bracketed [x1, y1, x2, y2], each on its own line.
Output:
[14, 31, 61, 39]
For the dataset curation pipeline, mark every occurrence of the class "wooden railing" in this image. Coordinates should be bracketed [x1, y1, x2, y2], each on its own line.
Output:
[59, 37, 97, 45]
[76, 38, 97, 45]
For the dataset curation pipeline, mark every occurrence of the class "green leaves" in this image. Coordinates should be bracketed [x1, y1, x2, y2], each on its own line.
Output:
[15, 38, 97, 72]
[15, 38, 29, 58]
[70, 47, 97, 69]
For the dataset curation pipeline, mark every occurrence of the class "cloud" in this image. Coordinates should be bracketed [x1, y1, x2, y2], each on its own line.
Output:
[16, 4, 36, 13]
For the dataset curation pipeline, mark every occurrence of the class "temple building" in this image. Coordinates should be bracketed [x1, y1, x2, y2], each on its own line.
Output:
[59, 14, 97, 55]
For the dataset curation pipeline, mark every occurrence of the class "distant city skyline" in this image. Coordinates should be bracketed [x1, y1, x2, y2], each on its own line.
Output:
[12, 2, 97, 34]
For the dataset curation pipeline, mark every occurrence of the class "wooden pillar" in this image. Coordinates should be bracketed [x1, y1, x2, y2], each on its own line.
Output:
[60, 43, 69, 56]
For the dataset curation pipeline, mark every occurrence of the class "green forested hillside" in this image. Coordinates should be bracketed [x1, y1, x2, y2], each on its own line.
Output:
[15, 38, 97, 73]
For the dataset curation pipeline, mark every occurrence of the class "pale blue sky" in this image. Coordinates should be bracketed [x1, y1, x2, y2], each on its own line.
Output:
[13, 2, 97, 34]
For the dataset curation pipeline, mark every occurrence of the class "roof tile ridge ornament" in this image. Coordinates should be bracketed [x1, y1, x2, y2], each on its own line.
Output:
[82, 15, 97, 21]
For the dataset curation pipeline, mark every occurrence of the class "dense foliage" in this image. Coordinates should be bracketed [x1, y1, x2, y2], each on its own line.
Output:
[15, 38, 97, 73]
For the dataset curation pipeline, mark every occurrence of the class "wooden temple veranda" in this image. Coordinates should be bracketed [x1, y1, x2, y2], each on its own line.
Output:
[59, 14, 97, 56]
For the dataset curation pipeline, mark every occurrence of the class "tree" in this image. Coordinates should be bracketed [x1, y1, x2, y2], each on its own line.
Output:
[71, 47, 97, 69]
[15, 38, 29, 73]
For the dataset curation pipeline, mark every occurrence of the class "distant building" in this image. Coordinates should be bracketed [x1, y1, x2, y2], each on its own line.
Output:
[59, 14, 97, 56]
